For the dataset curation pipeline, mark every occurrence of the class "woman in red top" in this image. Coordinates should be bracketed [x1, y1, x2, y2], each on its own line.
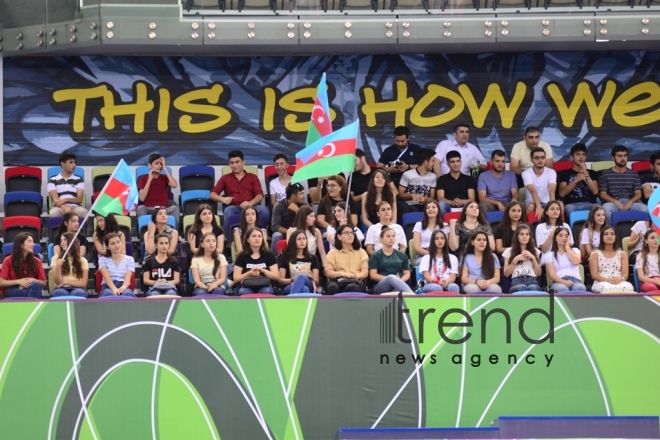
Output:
[0, 233, 46, 298]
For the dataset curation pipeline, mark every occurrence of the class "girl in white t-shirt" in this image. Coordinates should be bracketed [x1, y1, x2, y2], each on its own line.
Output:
[365, 201, 407, 255]
[420, 230, 459, 293]
[535, 201, 573, 253]
[627, 220, 650, 262]
[412, 201, 449, 266]
[542, 227, 587, 293]
[326, 202, 365, 251]
[580, 206, 607, 259]
[635, 229, 660, 293]
[503, 224, 542, 293]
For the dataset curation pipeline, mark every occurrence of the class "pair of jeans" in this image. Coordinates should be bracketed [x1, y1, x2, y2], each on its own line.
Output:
[372, 275, 414, 294]
[6, 282, 43, 299]
[601, 198, 648, 224]
[146, 288, 179, 296]
[99, 280, 136, 298]
[237, 286, 275, 295]
[509, 275, 542, 293]
[463, 283, 503, 294]
[283, 275, 314, 294]
[423, 282, 460, 293]
[51, 287, 88, 298]
[325, 280, 366, 295]
[223, 204, 271, 233]
[193, 287, 227, 296]
[551, 276, 587, 293]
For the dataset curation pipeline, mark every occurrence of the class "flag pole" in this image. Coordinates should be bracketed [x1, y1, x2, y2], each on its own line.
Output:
[60, 161, 123, 260]
[344, 170, 354, 221]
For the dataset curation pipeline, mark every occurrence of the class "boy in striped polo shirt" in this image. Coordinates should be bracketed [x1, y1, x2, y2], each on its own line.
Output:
[47, 151, 88, 217]
[598, 145, 647, 224]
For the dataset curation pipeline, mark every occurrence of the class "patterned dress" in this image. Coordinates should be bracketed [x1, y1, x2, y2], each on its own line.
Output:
[591, 250, 635, 293]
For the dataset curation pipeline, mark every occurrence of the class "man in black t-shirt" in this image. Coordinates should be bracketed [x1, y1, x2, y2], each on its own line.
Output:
[350, 149, 374, 203]
[376, 126, 422, 186]
[436, 150, 476, 216]
[557, 143, 599, 219]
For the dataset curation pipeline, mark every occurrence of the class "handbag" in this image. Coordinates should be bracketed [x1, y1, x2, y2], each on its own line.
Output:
[336, 277, 357, 287]
[241, 277, 271, 289]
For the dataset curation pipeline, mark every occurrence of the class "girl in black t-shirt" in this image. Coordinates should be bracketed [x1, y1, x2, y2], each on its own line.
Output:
[362, 169, 397, 228]
[93, 212, 125, 256]
[188, 204, 225, 255]
[54, 212, 88, 258]
[233, 228, 279, 295]
[494, 201, 525, 255]
[316, 175, 359, 229]
[279, 229, 320, 295]
[142, 233, 180, 296]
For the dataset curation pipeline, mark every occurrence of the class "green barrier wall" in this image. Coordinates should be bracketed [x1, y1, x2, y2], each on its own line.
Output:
[0, 295, 658, 439]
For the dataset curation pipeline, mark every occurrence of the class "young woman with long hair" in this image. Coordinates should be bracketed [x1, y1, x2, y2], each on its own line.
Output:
[278, 229, 320, 294]
[54, 212, 88, 258]
[635, 230, 660, 292]
[448, 202, 494, 260]
[627, 219, 651, 263]
[233, 205, 267, 254]
[188, 204, 225, 256]
[365, 201, 407, 256]
[191, 232, 228, 296]
[98, 233, 136, 297]
[316, 175, 359, 229]
[460, 231, 502, 293]
[535, 201, 572, 253]
[0, 232, 46, 298]
[589, 226, 634, 293]
[326, 202, 364, 250]
[324, 224, 369, 295]
[420, 230, 459, 293]
[143, 207, 178, 256]
[579, 205, 608, 259]
[368, 227, 414, 294]
[233, 227, 279, 295]
[142, 233, 181, 296]
[503, 224, 542, 293]
[542, 227, 587, 293]
[494, 201, 525, 255]
[362, 169, 397, 227]
[412, 201, 447, 266]
[93, 212, 125, 255]
[51, 232, 89, 298]
[286, 206, 326, 265]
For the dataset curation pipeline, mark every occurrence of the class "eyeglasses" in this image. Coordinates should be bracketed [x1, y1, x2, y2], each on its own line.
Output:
[341, 231, 355, 236]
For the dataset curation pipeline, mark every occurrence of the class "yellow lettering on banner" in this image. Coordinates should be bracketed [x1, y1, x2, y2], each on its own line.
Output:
[458, 82, 526, 129]
[157, 88, 171, 132]
[174, 84, 232, 133]
[409, 84, 464, 128]
[361, 80, 414, 128]
[262, 87, 277, 131]
[611, 81, 660, 127]
[545, 80, 616, 128]
[52, 85, 110, 133]
[99, 81, 154, 133]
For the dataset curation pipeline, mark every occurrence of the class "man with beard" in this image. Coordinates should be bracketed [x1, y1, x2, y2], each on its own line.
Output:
[477, 150, 518, 213]
[376, 126, 421, 187]
[510, 126, 554, 187]
[599, 145, 647, 224]
[558, 143, 599, 219]
[433, 123, 487, 177]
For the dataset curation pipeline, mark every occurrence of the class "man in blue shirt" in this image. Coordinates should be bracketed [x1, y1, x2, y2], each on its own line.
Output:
[477, 150, 518, 214]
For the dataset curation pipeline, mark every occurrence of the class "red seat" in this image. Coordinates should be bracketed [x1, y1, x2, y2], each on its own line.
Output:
[95, 270, 136, 294]
[554, 161, 574, 172]
[527, 212, 540, 224]
[276, 239, 287, 254]
[443, 212, 461, 223]
[2, 216, 42, 244]
[485, 161, 493, 171]
[5, 166, 42, 193]
[631, 161, 651, 172]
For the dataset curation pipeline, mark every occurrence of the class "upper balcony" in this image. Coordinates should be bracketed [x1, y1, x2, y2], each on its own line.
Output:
[1, 0, 659, 56]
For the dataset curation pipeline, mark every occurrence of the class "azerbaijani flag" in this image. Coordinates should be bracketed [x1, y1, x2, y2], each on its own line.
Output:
[292, 120, 359, 184]
[94, 159, 139, 216]
[305, 73, 333, 147]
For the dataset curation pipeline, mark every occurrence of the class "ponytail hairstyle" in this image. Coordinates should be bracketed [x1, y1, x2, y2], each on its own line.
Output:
[152, 233, 178, 264]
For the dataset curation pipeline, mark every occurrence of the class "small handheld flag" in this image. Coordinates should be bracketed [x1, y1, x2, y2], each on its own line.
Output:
[94, 159, 140, 216]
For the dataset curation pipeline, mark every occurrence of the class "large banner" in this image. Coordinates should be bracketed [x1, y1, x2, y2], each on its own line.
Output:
[3, 52, 660, 166]
[0, 296, 658, 439]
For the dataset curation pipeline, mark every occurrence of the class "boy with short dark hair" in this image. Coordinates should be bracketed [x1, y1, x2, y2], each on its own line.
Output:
[136, 153, 179, 220]
[47, 151, 88, 217]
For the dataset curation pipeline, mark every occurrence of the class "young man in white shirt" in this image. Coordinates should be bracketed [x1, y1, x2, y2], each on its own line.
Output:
[522, 147, 558, 219]
[433, 123, 487, 177]
[269, 154, 292, 208]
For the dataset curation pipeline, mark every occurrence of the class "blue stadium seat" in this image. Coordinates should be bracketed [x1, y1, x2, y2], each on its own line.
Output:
[611, 210, 649, 226]
[47, 167, 84, 181]
[486, 210, 504, 224]
[138, 214, 177, 237]
[3, 191, 42, 217]
[2, 243, 43, 260]
[135, 166, 173, 180]
[180, 190, 217, 216]
[179, 165, 215, 192]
